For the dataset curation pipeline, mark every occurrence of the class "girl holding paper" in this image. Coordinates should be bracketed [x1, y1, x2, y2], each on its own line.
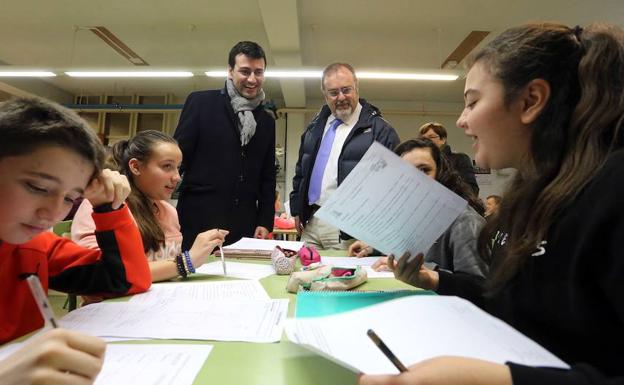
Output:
[72, 130, 227, 282]
[361, 23, 624, 385]
[349, 138, 488, 279]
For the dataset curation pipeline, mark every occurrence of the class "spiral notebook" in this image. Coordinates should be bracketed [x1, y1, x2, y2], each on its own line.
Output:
[295, 289, 434, 318]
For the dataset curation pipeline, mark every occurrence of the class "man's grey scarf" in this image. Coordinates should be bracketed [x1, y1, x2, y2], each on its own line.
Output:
[226, 78, 265, 146]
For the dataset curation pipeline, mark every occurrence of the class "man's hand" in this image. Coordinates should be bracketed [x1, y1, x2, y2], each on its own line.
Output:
[254, 226, 270, 239]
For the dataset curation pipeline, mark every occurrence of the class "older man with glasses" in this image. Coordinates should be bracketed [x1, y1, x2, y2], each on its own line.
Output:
[290, 62, 400, 250]
[420, 122, 480, 195]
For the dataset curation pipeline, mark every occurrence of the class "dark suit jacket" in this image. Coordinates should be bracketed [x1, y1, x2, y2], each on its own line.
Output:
[174, 88, 276, 247]
[290, 99, 400, 227]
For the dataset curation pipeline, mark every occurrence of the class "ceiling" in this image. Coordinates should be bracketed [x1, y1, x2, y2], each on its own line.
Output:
[0, 0, 622, 107]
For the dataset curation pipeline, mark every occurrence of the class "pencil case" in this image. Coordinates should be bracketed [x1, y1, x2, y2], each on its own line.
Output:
[286, 265, 367, 293]
[271, 246, 297, 275]
[298, 244, 321, 266]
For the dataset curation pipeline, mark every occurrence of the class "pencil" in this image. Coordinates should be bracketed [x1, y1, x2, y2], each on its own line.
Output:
[367, 329, 407, 373]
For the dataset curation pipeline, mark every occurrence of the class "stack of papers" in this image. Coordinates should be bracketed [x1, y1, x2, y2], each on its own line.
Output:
[61, 298, 288, 343]
[286, 295, 569, 374]
[223, 237, 304, 259]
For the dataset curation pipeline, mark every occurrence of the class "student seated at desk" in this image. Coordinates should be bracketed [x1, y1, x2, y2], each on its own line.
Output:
[72, 130, 227, 282]
[348, 138, 487, 279]
[361, 22, 624, 385]
[0, 97, 151, 384]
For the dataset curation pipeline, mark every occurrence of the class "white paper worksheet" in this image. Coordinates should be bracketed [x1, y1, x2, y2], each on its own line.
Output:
[95, 344, 212, 385]
[315, 142, 467, 259]
[286, 295, 569, 375]
[61, 298, 288, 343]
[224, 237, 304, 251]
[195, 261, 276, 280]
[129, 280, 270, 304]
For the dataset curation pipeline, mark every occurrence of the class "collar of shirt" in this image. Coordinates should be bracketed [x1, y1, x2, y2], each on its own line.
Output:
[327, 102, 362, 129]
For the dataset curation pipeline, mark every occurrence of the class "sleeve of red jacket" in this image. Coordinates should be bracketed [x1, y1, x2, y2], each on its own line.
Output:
[47, 205, 151, 296]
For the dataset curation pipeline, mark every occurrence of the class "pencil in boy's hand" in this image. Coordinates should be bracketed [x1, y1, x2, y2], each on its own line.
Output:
[367, 329, 407, 373]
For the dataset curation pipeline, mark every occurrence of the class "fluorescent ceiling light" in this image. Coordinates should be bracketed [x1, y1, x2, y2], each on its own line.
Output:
[206, 70, 322, 78]
[205, 70, 457, 81]
[0, 71, 56, 77]
[65, 71, 193, 78]
[357, 72, 458, 81]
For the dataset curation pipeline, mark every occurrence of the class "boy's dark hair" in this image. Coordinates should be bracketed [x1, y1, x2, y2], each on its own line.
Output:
[0, 97, 104, 178]
[228, 41, 266, 68]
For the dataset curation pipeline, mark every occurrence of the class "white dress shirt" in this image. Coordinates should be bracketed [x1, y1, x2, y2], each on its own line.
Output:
[315, 103, 362, 206]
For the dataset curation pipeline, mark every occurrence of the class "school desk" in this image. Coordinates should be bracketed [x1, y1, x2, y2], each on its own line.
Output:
[79, 251, 417, 385]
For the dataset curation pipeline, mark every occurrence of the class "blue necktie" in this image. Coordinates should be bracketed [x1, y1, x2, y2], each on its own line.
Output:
[308, 119, 343, 204]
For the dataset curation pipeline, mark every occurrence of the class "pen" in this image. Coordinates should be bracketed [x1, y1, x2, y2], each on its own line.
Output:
[367, 329, 407, 373]
[218, 229, 227, 276]
[220, 247, 227, 276]
[26, 275, 59, 329]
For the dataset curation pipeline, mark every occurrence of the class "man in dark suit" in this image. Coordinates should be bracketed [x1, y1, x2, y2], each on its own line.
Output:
[419, 122, 480, 195]
[174, 41, 275, 247]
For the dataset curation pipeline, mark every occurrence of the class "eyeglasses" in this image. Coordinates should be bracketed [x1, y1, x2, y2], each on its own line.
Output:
[325, 86, 354, 98]
[422, 135, 440, 140]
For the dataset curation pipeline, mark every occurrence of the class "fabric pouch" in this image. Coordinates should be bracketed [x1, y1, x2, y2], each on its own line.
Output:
[298, 244, 321, 266]
[271, 246, 297, 275]
[286, 265, 367, 293]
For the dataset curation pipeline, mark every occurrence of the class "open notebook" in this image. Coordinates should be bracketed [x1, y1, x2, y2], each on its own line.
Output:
[286, 295, 569, 375]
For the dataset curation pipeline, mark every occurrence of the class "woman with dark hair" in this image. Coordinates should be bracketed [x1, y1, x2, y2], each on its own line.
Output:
[73, 130, 227, 282]
[361, 22, 624, 385]
[349, 137, 487, 279]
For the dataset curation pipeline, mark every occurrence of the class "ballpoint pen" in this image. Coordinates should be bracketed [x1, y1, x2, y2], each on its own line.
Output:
[367, 329, 407, 373]
[26, 275, 59, 329]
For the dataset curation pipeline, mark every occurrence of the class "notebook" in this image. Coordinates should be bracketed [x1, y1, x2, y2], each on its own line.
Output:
[295, 289, 434, 318]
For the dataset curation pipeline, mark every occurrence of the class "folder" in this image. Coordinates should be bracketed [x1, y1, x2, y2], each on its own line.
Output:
[295, 289, 434, 318]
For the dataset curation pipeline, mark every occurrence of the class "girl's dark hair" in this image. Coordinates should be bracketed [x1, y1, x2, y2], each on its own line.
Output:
[394, 138, 485, 215]
[470, 23, 624, 291]
[111, 130, 178, 253]
[0, 97, 104, 178]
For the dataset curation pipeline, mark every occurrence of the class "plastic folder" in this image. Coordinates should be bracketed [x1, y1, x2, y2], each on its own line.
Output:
[295, 290, 435, 318]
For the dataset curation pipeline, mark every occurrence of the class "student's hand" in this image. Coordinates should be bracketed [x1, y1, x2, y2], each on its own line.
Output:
[84, 169, 131, 210]
[189, 229, 228, 267]
[387, 252, 439, 291]
[294, 216, 303, 237]
[348, 241, 373, 258]
[358, 356, 512, 385]
[0, 328, 106, 385]
[371, 256, 392, 272]
[254, 226, 270, 239]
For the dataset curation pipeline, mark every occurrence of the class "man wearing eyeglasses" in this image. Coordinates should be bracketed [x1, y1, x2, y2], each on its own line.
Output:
[419, 122, 479, 195]
[290, 63, 400, 249]
[174, 41, 276, 247]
